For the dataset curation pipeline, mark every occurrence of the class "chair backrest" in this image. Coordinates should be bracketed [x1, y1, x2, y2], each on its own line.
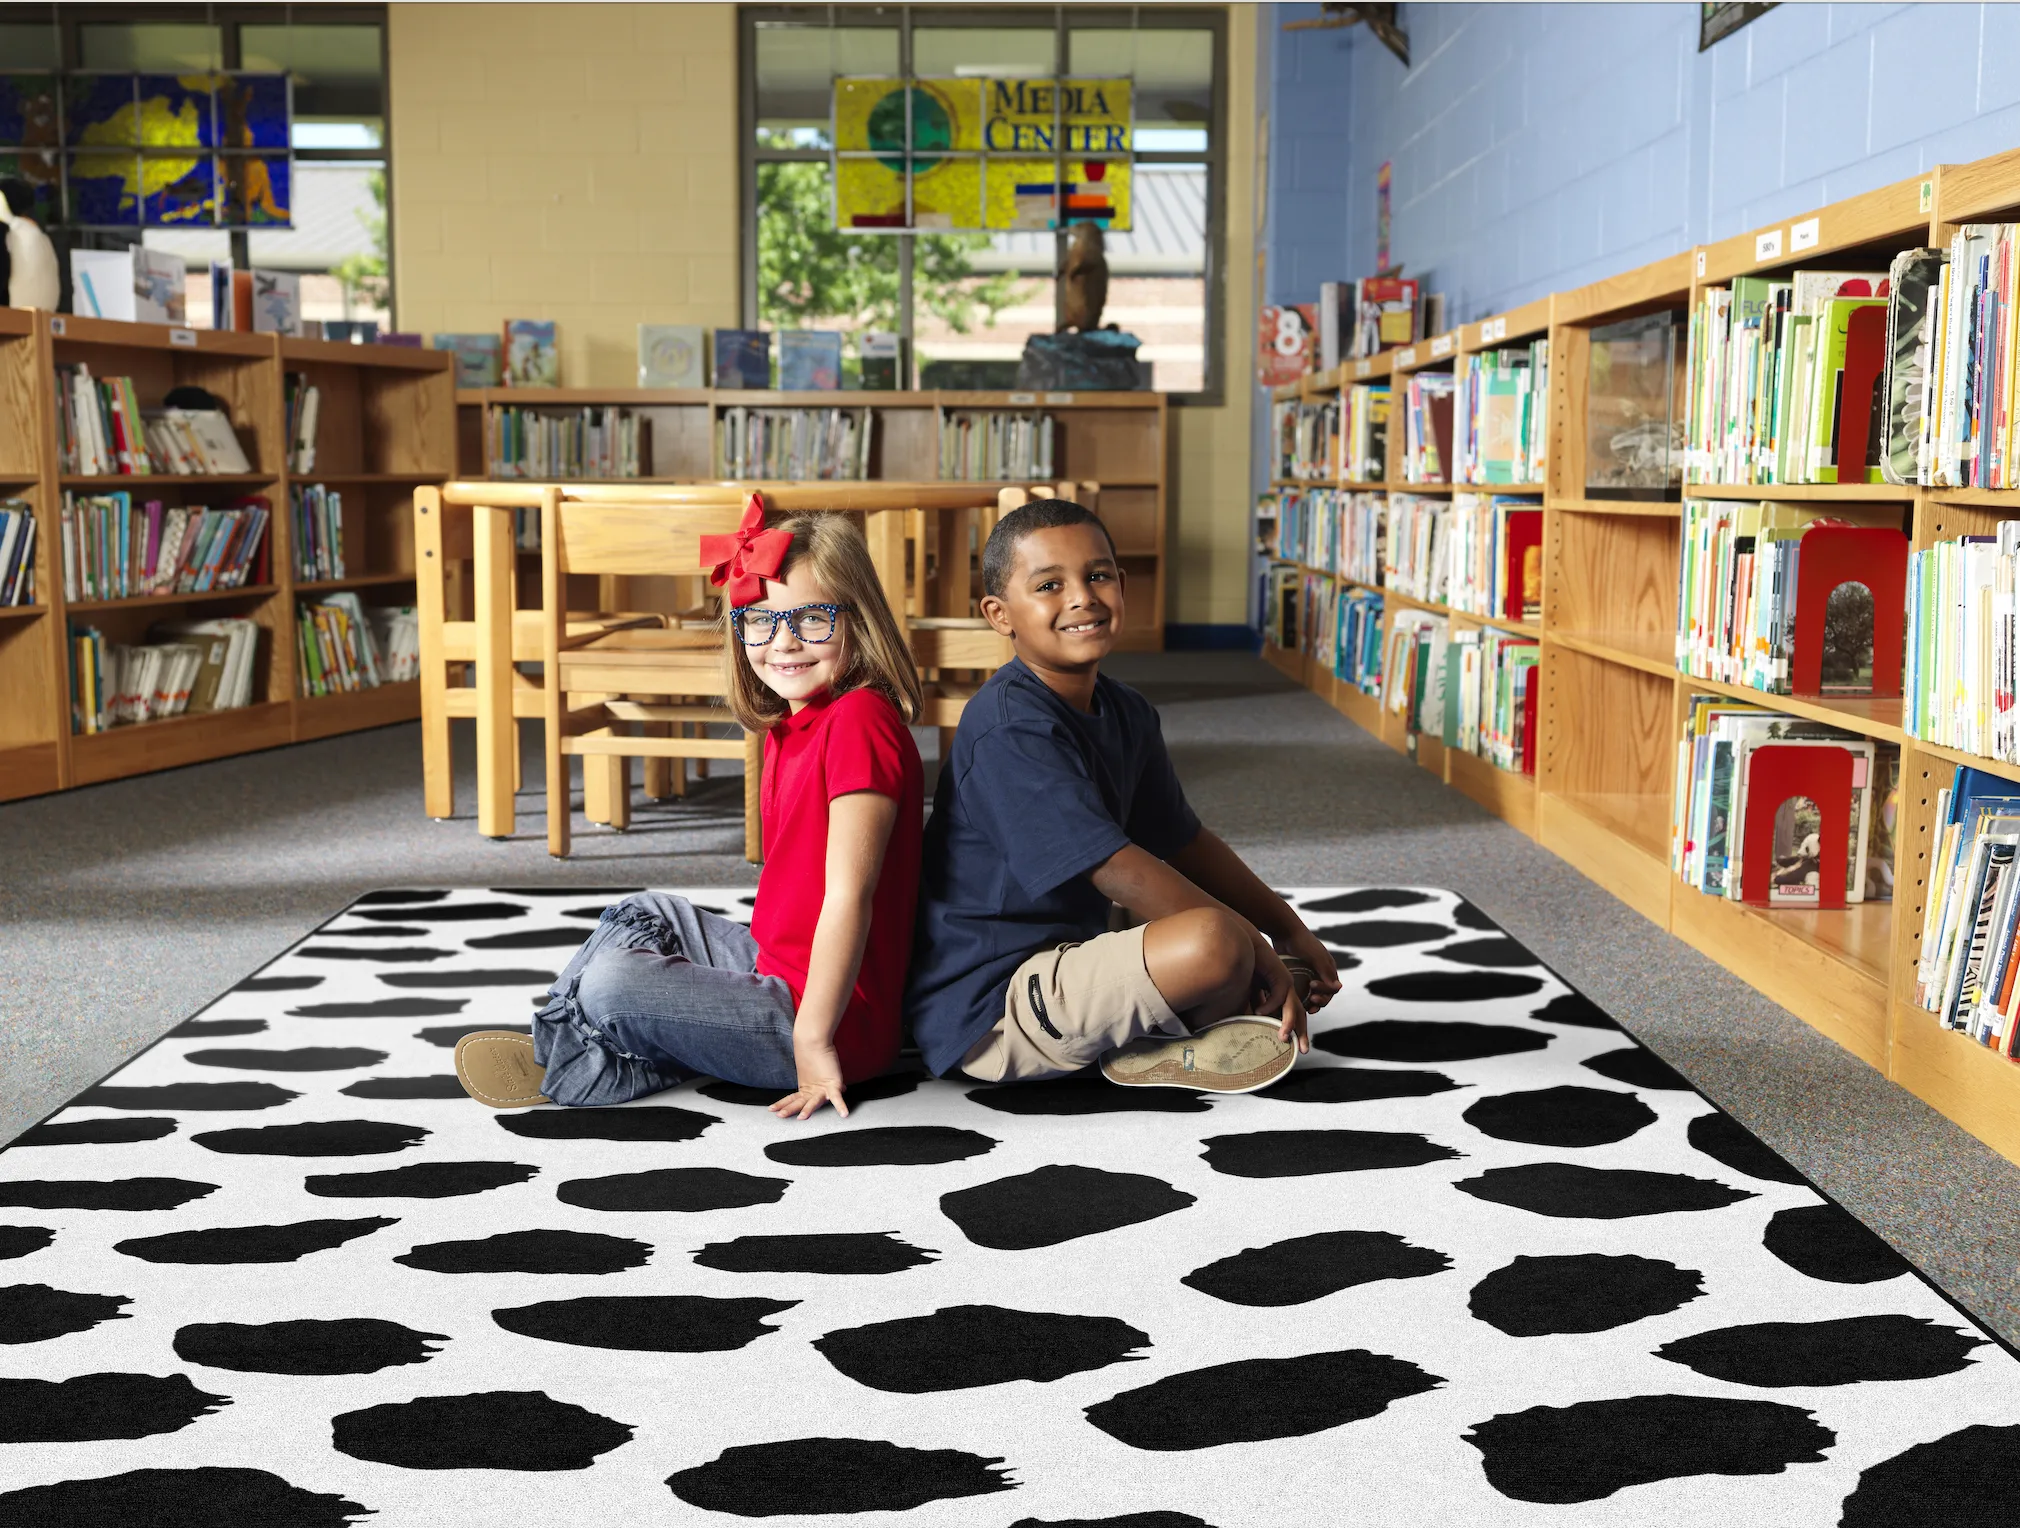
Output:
[547, 493, 750, 579]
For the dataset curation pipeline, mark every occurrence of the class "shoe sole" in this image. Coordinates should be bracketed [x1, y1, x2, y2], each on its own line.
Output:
[1100, 1018, 1297, 1094]
[454, 1031, 551, 1109]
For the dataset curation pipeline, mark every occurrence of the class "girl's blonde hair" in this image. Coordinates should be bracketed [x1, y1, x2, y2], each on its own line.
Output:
[723, 512, 924, 732]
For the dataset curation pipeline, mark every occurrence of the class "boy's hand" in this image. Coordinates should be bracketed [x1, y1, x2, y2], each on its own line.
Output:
[1251, 932, 1294, 1017]
[1276, 925, 1343, 1011]
[770, 1036, 850, 1122]
[1276, 983, 1310, 1055]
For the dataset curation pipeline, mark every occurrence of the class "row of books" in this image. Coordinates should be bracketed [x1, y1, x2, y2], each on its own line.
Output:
[491, 406, 649, 480]
[292, 484, 346, 583]
[298, 593, 416, 697]
[1397, 371, 1456, 484]
[283, 375, 323, 475]
[719, 407, 874, 481]
[940, 411, 1054, 482]
[1333, 585, 1386, 696]
[1344, 385, 1390, 482]
[1913, 765, 2020, 1049]
[1905, 528, 2020, 760]
[1274, 489, 1384, 585]
[1271, 399, 1338, 482]
[1443, 626, 1540, 772]
[71, 617, 261, 734]
[1916, 226, 2020, 489]
[1443, 495, 1543, 623]
[1454, 340, 1550, 486]
[59, 495, 270, 602]
[0, 502, 35, 606]
[1671, 693, 1896, 906]
[55, 366, 253, 477]
[1316, 277, 1438, 366]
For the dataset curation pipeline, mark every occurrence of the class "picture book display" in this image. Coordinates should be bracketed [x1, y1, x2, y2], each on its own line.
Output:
[858, 332, 902, 390]
[778, 330, 844, 391]
[250, 269, 301, 336]
[434, 333, 504, 389]
[503, 320, 560, 388]
[713, 329, 772, 390]
[637, 324, 705, 389]
[1257, 304, 1316, 388]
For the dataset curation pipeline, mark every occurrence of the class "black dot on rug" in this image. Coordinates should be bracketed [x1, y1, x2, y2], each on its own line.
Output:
[494, 1105, 716, 1143]
[1367, 970, 1546, 1003]
[1254, 1067, 1461, 1104]
[186, 1046, 389, 1072]
[77, 1080, 297, 1111]
[765, 1126, 997, 1168]
[1840, 1424, 2020, 1525]
[667, 1438, 1013, 1514]
[1454, 1163, 1755, 1219]
[333, 1390, 632, 1471]
[13, 1116, 176, 1147]
[493, 1294, 796, 1353]
[192, 1120, 428, 1157]
[1009, 1516, 1216, 1528]
[396, 1229, 652, 1276]
[963, 1072, 1210, 1114]
[1530, 992, 1618, 1029]
[1300, 889, 1434, 914]
[467, 927, 593, 950]
[0, 1468, 371, 1527]
[357, 889, 450, 904]
[490, 886, 643, 898]
[350, 901, 527, 923]
[814, 1305, 1148, 1393]
[417, 1023, 530, 1048]
[298, 945, 452, 963]
[1310, 919, 1453, 948]
[291, 997, 468, 1019]
[1657, 1314, 1983, 1387]
[1201, 1128, 1462, 1179]
[0, 1283, 130, 1343]
[235, 975, 322, 992]
[942, 1164, 1194, 1251]
[1430, 936, 1535, 968]
[1686, 1113, 1806, 1184]
[1182, 1229, 1450, 1307]
[175, 1317, 446, 1375]
[0, 1372, 228, 1443]
[1086, 1349, 1442, 1451]
[691, 1232, 938, 1275]
[304, 1162, 538, 1199]
[317, 925, 426, 938]
[0, 1179, 216, 1212]
[1463, 1394, 1834, 1504]
[341, 1075, 467, 1100]
[1462, 1086, 1656, 1148]
[699, 1072, 924, 1108]
[1450, 900, 1500, 931]
[114, 1217, 396, 1265]
[169, 1017, 267, 1037]
[379, 968, 557, 990]
[1761, 1203, 1911, 1284]
[1582, 1046, 1691, 1090]
[1468, 1254, 1704, 1336]
[0, 1227, 55, 1260]
[1317, 1020, 1550, 1063]
[557, 1168, 789, 1214]
[564, 905, 615, 920]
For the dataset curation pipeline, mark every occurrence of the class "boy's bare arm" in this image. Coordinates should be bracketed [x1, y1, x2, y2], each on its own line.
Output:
[1167, 829, 1343, 1007]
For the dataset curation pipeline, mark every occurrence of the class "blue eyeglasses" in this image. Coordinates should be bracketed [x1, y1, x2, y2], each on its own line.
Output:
[731, 602, 853, 646]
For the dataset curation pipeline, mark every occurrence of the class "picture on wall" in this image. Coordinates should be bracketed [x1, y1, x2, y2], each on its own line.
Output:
[1700, 2, 1776, 50]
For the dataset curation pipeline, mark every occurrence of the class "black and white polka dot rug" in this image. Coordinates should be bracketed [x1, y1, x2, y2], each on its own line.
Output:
[3, 887, 2016, 1526]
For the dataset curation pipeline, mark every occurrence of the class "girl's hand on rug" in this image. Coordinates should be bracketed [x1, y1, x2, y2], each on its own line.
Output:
[1278, 926, 1342, 1011]
[771, 1037, 851, 1121]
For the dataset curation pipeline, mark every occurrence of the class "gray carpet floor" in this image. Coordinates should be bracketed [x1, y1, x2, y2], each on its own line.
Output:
[5, 652, 2017, 1346]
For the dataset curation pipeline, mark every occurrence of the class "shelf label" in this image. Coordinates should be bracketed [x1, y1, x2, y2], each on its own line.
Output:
[1430, 334, 1453, 358]
[1920, 178, 1935, 214]
[169, 327, 197, 348]
[1007, 391, 1036, 404]
[1396, 347, 1417, 368]
[1042, 392, 1075, 404]
[1755, 228, 1783, 262]
[1694, 249, 1707, 278]
[1479, 322, 1495, 345]
[48, 315, 64, 336]
[1790, 216, 1820, 253]
[1492, 317, 1508, 340]
[1355, 359, 1371, 378]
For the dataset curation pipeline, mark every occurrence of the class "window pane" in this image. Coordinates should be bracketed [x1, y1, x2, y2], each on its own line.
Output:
[915, 230, 1054, 390]
[1107, 162, 1208, 394]
[79, 23, 222, 72]
[1070, 27, 1212, 148]
[0, 24, 60, 69]
[756, 24, 898, 150]
[757, 158, 898, 383]
[241, 23, 384, 133]
[913, 28, 1054, 78]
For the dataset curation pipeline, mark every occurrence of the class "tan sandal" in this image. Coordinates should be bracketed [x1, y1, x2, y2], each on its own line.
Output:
[1099, 1016, 1297, 1094]
[454, 1031, 551, 1109]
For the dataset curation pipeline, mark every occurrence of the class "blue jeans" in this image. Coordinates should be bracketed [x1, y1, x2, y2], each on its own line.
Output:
[532, 893, 799, 1107]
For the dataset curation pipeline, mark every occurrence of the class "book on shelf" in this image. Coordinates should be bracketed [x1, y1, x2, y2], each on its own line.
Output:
[637, 324, 705, 389]
[1899, 222, 2020, 488]
[940, 411, 1054, 481]
[1908, 765, 2020, 1048]
[1456, 339, 1549, 484]
[503, 319, 560, 387]
[859, 332, 902, 390]
[1345, 384, 1390, 481]
[250, 270, 302, 336]
[1880, 248, 1943, 486]
[291, 484, 346, 582]
[55, 366, 254, 477]
[71, 615, 260, 734]
[70, 247, 187, 324]
[378, 333, 424, 348]
[284, 373, 322, 474]
[778, 330, 844, 391]
[1257, 305, 1316, 388]
[0, 501, 36, 605]
[491, 406, 648, 479]
[435, 333, 504, 389]
[1446, 494, 1541, 623]
[1906, 525, 2020, 759]
[1303, 571, 1336, 670]
[1441, 626, 1540, 772]
[1357, 278, 1418, 358]
[298, 590, 411, 697]
[1383, 608, 1448, 733]
[1335, 586, 1385, 695]
[59, 495, 270, 601]
[1274, 487, 1384, 586]
[713, 329, 772, 389]
[717, 406, 873, 481]
[1263, 561, 1301, 651]
[1400, 371, 1456, 483]
[325, 320, 380, 345]
[1272, 396, 1339, 481]
[1384, 493, 1450, 604]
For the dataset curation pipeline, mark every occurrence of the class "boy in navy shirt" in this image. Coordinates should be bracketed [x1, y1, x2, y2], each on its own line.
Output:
[905, 499, 1342, 1092]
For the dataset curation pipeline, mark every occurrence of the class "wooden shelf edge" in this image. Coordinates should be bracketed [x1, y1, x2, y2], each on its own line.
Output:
[1550, 630, 1677, 677]
[1684, 482, 1915, 502]
[1445, 745, 1538, 837]
[66, 701, 294, 786]
[1549, 497, 1684, 517]
[1537, 792, 1672, 925]
[1910, 737, 2020, 786]
[1888, 1002, 2020, 1164]
[1676, 672, 1906, 744]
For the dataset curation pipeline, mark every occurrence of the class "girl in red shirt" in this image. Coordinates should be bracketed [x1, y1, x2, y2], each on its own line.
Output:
[456, 506, 924, 1123]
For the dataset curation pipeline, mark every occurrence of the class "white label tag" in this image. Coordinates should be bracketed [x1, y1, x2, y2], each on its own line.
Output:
[49, 315, 65, 336]
[1007, 391, 1036, 405]
[1355, 359, 1371, 378]
[1397, 348, 1417, 368]
[1695, 250, 1708, 278]
[1790, 217, 1819, 253]
[1755, 228, 1783, 262]
[169, 327, 197, 348]
[1430, 334, 1453, 358]
[1480, 323, 1495, 345]
[1042, 392, 1074, 404]
[1492, 317, 1507, 340]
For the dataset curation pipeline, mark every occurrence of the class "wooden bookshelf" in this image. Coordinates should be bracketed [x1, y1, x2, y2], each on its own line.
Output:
[0, 313, 452, 801]
[1258, 146, 2020, 1169]
[454, 385, 1170, 650]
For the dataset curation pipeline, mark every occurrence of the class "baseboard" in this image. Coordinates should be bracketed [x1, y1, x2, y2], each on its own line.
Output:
[1164, 623, 1262, 652]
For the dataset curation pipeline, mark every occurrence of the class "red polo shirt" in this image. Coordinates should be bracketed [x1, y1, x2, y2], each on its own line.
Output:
[750, 686, 923, 1083]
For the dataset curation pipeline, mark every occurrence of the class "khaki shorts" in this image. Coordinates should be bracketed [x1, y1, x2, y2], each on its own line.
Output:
[959, 924, 1183, 1083]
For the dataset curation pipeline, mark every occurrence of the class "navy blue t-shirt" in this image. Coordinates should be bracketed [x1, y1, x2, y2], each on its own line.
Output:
[904, 658, 1202, 1075]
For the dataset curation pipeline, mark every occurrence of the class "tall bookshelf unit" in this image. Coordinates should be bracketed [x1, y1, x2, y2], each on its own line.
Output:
[0, 313, 454, 802]
[455, 386, 1170, 649]
[1260, 153, 2020, 1169]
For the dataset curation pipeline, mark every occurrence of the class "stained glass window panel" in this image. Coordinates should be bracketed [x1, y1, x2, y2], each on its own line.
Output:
[220, 154, 291, 226]
[68, 76, 139, 147]
[835, 156, 907, 231]
[67, 150, 140, 225]
[134, 74, 214, 149]
[912, 155, 982, 231]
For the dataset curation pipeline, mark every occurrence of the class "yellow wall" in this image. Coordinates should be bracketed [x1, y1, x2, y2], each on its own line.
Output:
[386, 1, 1254, 629]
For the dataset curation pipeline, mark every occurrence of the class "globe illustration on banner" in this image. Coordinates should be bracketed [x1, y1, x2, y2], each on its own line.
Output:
[866, 86, 950, 172]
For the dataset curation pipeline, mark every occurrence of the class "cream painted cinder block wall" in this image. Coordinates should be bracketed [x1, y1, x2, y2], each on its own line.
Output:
[387, 3, 739, 388]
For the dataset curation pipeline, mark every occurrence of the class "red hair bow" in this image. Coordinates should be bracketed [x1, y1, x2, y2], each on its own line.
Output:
[699, 491, 791, 606]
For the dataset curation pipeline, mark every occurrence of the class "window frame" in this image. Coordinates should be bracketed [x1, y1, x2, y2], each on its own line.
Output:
[739, 3, 1227, 405]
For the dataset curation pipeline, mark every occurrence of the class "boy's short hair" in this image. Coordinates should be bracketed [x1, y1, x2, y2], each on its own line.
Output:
[981, 499, 1118, 598]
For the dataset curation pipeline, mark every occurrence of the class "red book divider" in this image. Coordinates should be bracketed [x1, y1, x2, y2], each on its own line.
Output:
[1738, 743, 1855, 909]
[1501, 509, 1542, 623]
[1834, 304, 1888, 485]
[1790, 523, 1907, 698]
[1520, 672, 1539, 776]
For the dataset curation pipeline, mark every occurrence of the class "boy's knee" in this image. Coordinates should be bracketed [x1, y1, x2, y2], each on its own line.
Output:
[1160, 906, 1252, 985]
